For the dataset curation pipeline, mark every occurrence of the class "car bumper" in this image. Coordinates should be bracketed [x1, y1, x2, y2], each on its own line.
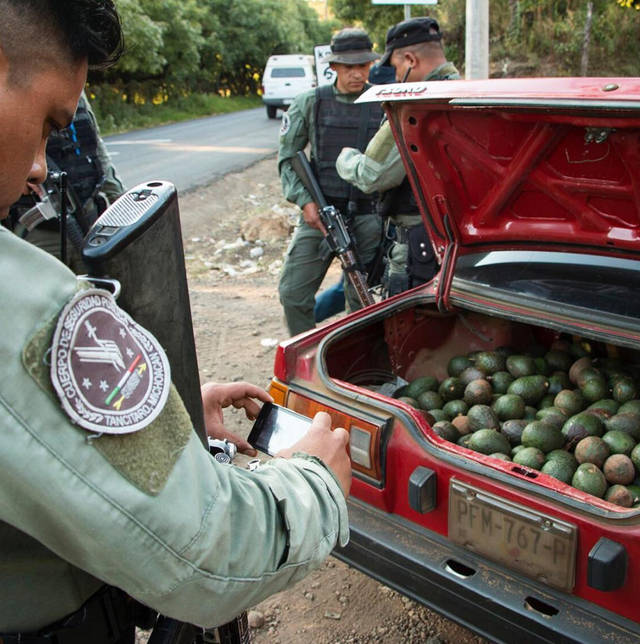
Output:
[334, 499, 640, 644]
[262, 98, 292, 107]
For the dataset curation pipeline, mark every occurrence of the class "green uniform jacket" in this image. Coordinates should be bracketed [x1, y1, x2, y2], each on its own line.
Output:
[0, 229, 348, 632]
[278, 83, 370, 208]
[336, 62, 460, 221]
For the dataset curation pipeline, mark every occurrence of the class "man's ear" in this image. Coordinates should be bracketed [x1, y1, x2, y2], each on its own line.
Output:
[404, 51, 419, 69]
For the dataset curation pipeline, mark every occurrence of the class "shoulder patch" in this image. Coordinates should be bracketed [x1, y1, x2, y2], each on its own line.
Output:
[50, 289, 171, 434]
[279, 111, 291, 137]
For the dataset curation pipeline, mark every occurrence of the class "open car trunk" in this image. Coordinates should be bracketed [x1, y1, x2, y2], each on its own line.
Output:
[270, 78, 640, 639]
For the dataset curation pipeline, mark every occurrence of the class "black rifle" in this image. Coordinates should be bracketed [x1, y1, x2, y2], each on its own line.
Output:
[291, 151, 375, 308]
[81, 182, 251, 644]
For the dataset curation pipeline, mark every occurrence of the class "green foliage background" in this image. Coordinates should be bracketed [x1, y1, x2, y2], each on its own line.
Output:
[91, 0, 640, 131]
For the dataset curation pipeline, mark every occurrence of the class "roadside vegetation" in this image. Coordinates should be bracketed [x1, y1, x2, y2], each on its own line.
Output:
[94, 0, 640, 134]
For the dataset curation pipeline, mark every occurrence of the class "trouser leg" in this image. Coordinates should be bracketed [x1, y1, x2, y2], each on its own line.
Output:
[387, 240, 409, 297]
[278, 221, 333, 336]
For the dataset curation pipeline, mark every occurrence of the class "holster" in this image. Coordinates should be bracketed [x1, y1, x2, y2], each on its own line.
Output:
[0, 586, 150, 644]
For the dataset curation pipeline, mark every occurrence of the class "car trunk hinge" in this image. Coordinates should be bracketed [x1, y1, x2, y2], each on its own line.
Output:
[433, 196, 458, 314]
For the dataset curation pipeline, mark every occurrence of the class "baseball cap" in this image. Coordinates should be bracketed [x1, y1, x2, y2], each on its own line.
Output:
[326, 28, 380, 65]
[380, 17, 441, 66]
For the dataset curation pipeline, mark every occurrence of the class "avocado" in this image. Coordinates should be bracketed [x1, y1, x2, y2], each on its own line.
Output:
[512, 446, 545, 470]
[602, 454, 636, 485]
[397, 396, 419, 408]
[511, 444, 527, 456]
[463, 379, 493, 405]
[438, 377, 465, 402]
[467, 404, 500, 432]
[501, 419, 528, 446]
[417, 390, 444, 411]
[612, 376, 638, 403]
[569, 356, 593, 385]
[580, 376, 609, 403]
[574, 436, 610, 469]
[618, 399, 640, 415]
[587, 398, 619, 416]
[457, 433, 474, 448]
[489, 452, 512, 461]
[473, 351, 506, 376]
[431, 420, 460, 443]
[534, 357, 550, 376]
[544, 349, 573, 373]
[554, 389, 585, 416]
[489, 371, 514, 394]
[545, 449, 578, 471]
[507, 375, 549, 406]
[459, 366, 486, 386]
[523, 406, 538, 420]
[576, 366, 604, 388]
[571, 463, 608, 498]
[492, 394, 525, 421]
[547, 371, 572, 396]
[604, 485, 634, 508]
[468, 428, 511, 455]
[405, 376, 439, 399]
[506, 355, 538, 378]
[541, 458, 575, 484]
[451, 415, 471, 436]
[561, 412, 604, 448]
[604, 413, 640, 440]
[631, 443, 640, 472]
[602, 430, 636, 456]
[442, 399, 469, 420]
[429, 409, 448, 422]
[521, 420, 565, 453]
[447, 355, 473, 377]
[538, 394, 556, 409]
[626, 484, 640, 504]
[535, 406, 568, 431]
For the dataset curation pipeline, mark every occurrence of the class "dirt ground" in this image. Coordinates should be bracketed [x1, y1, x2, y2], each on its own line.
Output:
[170, 156, 488, 644]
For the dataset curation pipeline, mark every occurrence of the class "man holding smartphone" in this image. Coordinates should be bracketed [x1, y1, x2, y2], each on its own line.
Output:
[0, 2, 351, 641]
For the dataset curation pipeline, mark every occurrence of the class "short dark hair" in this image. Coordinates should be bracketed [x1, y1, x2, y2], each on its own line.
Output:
[0, 0, 124, 82]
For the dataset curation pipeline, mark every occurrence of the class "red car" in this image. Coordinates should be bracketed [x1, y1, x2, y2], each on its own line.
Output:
[268, 77, 640, 643]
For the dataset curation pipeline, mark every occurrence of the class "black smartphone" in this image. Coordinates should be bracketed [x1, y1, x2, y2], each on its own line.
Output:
[248, 402, 313, 456]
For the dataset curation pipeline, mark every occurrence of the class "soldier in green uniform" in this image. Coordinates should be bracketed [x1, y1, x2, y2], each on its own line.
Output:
[6, 89, 126, 271]
[337, 17, 460, 296]
[278, 28, 384, 336]
[0, 1, 351, 641]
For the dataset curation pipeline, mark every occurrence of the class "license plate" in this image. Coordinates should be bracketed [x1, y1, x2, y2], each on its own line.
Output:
[283, 99, 292, 105]
[448, 479, 577, 592]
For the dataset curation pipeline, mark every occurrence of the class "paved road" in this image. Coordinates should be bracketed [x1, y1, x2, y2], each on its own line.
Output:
[104, 108, 281, 193]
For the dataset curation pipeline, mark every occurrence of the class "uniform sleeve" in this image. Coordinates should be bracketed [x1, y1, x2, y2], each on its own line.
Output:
[82, 91, 126, 202]
[277, 92, 314, 208]
[0, 234, 348, 629]
[336, 120, 406, 194]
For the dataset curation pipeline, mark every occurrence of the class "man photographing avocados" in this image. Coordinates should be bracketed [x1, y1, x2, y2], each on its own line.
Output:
[0, 1, 351, 642]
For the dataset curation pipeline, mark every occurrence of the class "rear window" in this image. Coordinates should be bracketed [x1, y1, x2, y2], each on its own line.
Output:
[270, 67, 307, 78]
[453, 250, 640, 321]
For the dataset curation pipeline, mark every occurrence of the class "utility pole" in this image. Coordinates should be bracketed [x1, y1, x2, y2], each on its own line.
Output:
[465, 0, 489, 79]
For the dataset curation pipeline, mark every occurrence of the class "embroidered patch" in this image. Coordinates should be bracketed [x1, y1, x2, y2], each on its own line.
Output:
[279, 111, 291, 136]
[50, 289, 171, 434]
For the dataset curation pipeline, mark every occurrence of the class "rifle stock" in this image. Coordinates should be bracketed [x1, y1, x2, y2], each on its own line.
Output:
[290, 152, 374, 308]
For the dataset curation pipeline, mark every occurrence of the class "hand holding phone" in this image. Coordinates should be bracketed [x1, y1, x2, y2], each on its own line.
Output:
[249, 404, 351, 496]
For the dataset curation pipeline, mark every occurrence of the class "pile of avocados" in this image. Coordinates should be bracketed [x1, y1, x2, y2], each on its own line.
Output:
[395, 338, 640, 508]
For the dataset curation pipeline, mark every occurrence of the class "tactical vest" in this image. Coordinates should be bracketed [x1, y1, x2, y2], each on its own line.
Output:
[312, 84, 382, 208]
[46, 96, 104, 213]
